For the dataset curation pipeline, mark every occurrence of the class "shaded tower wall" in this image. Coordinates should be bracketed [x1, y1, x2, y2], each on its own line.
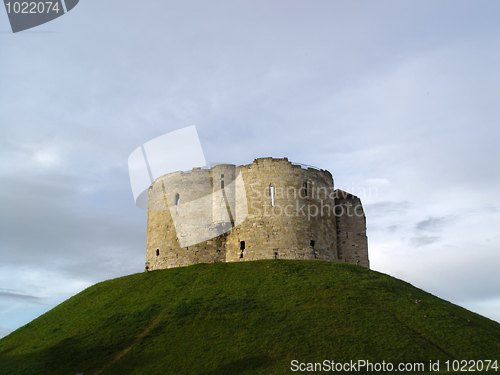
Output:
[224, 158, 338, 263]
[335, 190, 369, 268]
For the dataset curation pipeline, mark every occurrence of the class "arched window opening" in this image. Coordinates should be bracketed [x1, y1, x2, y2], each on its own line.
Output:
[270, 185, 275, 207]
[221, 174, 224, 189]
[310, 240, 315, 248]
[175, 193, 180, 213]
[156, 249, 160, 256]
[303, 181, 309, 198]
[274, 250, 279, 260]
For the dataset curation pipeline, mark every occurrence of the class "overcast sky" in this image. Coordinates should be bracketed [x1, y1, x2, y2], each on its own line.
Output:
[1, 0, 500, 338]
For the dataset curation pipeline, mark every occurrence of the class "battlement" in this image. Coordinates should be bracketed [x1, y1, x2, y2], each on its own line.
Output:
[145, 157, 368, 270]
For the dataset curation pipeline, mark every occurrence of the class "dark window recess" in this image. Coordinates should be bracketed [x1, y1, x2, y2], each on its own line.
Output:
[274, 251, 279, 260]
[156, 249, 160, 256]
[240, 240, 245, 258]
[304, 181, 308, 198]
[221, 174, 224, 189]
[346, 231, 349, 238]
[310, 240, 315, 247]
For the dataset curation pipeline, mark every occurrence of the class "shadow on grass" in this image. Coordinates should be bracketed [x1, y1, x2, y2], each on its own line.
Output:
[0, 336, 108, 375]
[199, 355, 272, 375]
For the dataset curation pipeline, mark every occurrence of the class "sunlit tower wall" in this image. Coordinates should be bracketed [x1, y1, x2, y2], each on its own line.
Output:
[224, 158, 339, 262]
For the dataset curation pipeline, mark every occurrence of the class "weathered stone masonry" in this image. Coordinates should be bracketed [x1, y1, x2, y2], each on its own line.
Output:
[145, 157, 369, 270]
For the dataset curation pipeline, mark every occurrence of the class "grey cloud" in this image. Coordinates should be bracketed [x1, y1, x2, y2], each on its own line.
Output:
[410, 236, 440, 247]
[483, 205, 499, 213]
[0, 289, 42, 304]
[387, 225, 400, 232]
[0, 171, 145, 282]
[466, 204, 500, 216]
[409, 216, 450, 247]
[415, 216, 449, 232]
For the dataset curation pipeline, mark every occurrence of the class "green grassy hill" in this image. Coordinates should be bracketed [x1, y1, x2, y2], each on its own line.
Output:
[0, 260, 499, 374]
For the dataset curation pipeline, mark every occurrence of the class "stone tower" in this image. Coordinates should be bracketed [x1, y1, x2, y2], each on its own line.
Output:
[145, 157, 369, 270]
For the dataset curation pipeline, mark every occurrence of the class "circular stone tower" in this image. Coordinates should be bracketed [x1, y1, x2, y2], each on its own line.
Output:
[145, 157, 369, 270]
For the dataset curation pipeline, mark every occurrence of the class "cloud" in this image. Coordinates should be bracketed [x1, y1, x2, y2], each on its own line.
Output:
[415, 216, 450, 232]
[409, 216, 455, 246]
[387, 225, 399, 233]
[0, 170, 145, 278]
[410, 236, 440, 247]
[0, 289, 42, 304]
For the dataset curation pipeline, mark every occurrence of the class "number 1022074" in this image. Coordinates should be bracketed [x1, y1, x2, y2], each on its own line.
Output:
[5, 2, 61, 14]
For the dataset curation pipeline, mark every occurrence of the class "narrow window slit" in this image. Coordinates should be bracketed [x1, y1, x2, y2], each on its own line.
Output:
[310, 241, 317, 259]
[240, 241, 245, 258]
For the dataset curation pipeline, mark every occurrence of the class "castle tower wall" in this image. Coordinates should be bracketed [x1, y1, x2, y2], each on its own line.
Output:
[145, 157, 369, 270]
[225, 158, 338, 263]
[145, 168, 225, 270]
[335, 191, 369, 268]
[210, 164, 237, 233]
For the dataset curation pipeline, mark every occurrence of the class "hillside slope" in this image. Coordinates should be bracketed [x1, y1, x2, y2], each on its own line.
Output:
[0, 260, 499, 374]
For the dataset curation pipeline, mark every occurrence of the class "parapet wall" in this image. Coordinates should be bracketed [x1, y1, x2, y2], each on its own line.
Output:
[145, 157, 369, 270]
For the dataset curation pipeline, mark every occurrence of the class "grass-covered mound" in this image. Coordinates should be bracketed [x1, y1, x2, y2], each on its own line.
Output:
[0, 260, 499, 374]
